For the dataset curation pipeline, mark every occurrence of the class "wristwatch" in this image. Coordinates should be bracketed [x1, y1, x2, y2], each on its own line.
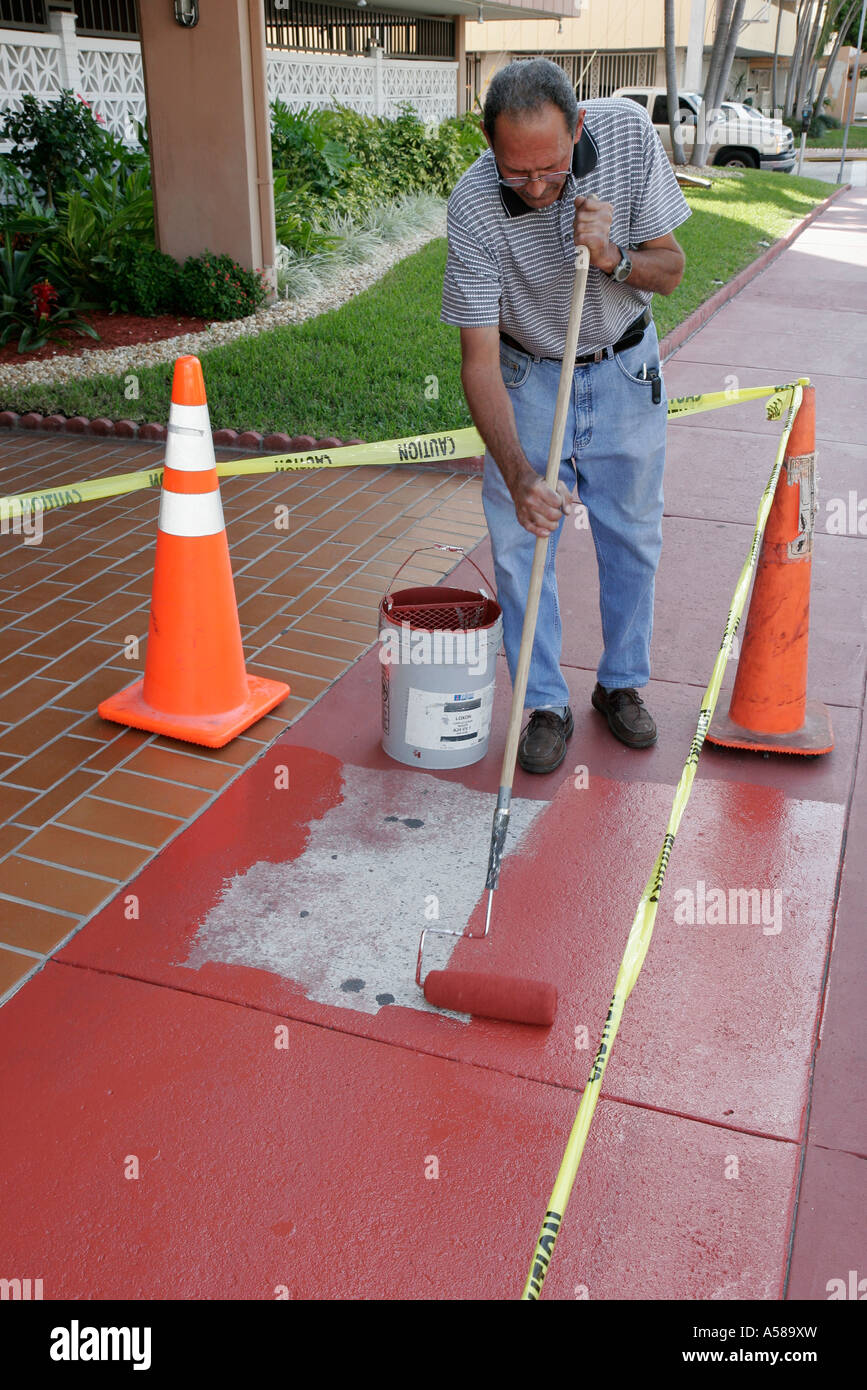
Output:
[608, 245, 633, 283]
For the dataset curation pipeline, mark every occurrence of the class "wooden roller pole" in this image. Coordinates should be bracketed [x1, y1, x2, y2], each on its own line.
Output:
[498, 246, 591, 787]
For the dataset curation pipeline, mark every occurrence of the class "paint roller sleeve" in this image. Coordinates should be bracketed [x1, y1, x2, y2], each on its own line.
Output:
[423, 970, 558, 1027]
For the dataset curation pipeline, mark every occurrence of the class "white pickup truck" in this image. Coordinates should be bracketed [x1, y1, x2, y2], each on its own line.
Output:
[612, 87, 796, 172]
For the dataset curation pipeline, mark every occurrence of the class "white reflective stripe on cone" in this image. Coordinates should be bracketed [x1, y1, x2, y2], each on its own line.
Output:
[164, 401, 216, 473]
[158, 487, 225, 537]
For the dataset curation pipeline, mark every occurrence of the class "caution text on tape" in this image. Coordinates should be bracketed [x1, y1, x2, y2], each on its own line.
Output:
[0, 429, 481, 525]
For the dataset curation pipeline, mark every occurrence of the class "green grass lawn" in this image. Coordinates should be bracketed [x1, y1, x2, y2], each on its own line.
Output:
[1, 169, 831, 440]
[806, 125, 867, 148]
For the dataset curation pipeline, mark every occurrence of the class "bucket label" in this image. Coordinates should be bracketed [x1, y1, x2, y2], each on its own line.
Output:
[405, 683, 495, 751]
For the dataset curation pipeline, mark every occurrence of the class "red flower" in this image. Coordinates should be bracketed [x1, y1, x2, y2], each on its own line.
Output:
[78, 95, 103, 123]
[31, 280, 59, 321]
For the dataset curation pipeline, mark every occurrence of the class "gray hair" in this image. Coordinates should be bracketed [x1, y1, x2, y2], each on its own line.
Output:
[483, 58, 579, 139]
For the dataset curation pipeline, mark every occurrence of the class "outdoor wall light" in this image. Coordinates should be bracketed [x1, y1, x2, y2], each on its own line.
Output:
[173, 0, 199, 26]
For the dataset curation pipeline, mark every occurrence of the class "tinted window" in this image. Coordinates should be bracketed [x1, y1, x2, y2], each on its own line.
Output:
[653, 96, 696, 124]
[621, 93, 647, 108]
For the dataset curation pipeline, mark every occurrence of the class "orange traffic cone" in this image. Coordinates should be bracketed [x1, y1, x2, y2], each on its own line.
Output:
[99, 356, 289, 747]
[708, 385, 833, 756]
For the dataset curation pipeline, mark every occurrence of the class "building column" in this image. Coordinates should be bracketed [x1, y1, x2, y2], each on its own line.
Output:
[137, 0, 276, 298]
[372, 45, 385, 117]
[47, 3, 82, 93]
[455, 15, 467, 116]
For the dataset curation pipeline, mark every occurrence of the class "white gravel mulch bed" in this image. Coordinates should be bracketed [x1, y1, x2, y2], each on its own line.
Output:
[0, 216, 446, 395]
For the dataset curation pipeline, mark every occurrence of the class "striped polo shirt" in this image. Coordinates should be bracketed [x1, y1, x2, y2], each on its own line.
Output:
[440, 97, 691, 359]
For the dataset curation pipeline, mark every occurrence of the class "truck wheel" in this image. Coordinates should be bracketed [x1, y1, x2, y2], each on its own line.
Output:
[715, 148, 759, 169]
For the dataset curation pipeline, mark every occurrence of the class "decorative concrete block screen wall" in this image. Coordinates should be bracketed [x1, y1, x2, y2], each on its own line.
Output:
[267, 50, 458, 124]
[0, 27, 145, 143]
[0, 20, 459, 145]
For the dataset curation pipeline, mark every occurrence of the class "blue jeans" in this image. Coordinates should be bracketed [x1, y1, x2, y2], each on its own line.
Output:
[481, 321, 668, 709]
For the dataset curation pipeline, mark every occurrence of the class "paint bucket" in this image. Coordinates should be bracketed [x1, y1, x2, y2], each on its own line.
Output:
[379, 547, 502, 769]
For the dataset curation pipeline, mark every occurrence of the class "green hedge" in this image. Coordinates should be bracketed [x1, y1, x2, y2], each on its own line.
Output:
[270, 103, 485, 252]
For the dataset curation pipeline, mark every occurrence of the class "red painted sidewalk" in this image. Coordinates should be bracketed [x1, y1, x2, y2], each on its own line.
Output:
[1, 189, 865, 1301]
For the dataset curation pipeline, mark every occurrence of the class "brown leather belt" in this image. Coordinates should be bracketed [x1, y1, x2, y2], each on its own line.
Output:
[500, 306, 652, 364]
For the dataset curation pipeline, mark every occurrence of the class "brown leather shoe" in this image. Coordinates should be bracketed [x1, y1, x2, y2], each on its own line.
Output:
[591, 683, 657, 748]
[517, 706, 574, 773]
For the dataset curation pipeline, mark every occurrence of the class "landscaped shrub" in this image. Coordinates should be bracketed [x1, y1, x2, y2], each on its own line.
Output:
[270, 100, 359, 197]
[1, 94, 155, 310]
[374, 104, 431, 199]
[0, 157, 57, 245]
[275, 190, 445, 300]
[811, 112, 842, 136]
[0, 90, 116, 209]
[429, 112, 487, 190]
[784, 111, 843, 139]
[268, 103, 488, 220]
[110, 241, 183, 316]
[0, 233, 98, 352]
[179, 250, 269, 320]
[39, 165, 154, 301]
[272, 173, 342, 255]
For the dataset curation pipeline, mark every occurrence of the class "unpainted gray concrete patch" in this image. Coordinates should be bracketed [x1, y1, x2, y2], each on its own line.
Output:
[182, 764, 548, 1018]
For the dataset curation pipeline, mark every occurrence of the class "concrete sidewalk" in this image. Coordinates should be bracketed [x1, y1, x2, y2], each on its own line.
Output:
[0, 189, 864, 1300]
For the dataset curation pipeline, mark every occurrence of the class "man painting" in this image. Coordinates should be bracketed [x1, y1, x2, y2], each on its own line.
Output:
[441, 59, 690, 772]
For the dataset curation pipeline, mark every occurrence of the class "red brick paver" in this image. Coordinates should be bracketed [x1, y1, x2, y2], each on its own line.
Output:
[0, 431, 487, 989]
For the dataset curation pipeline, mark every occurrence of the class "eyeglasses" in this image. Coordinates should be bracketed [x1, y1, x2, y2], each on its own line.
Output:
[497, 167, 573, 190]
[494, 108, 585, 191]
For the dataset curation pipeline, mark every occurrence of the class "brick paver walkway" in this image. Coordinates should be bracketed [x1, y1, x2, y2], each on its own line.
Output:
[0, 431, 485, 996]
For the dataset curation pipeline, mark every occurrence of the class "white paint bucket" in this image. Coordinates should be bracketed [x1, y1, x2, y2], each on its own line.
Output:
[379, 549, 502, 770]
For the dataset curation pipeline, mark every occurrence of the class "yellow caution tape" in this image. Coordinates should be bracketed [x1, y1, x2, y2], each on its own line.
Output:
[0, 382, 808, 526]
[0, 427, 481, 525]
[666, 379, 809, 420]
[521, 381, 806, 1301]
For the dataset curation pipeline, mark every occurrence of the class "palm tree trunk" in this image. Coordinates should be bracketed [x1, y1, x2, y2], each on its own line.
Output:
[665, 0, 686, 163]
[785, 0, 811, 118]
[796, 1, 826, 116]
[695, 0, 737, 165]
[714, 0, 748, 107]
[772, 0, 784, 110]
[706, 0, 738, 110]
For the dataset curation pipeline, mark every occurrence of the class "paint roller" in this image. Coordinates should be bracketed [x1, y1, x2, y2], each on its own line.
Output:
[416, 247, 590, 1028]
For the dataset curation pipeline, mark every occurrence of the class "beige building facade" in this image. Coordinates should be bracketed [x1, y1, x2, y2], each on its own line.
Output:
[464, 1, 800, 113]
